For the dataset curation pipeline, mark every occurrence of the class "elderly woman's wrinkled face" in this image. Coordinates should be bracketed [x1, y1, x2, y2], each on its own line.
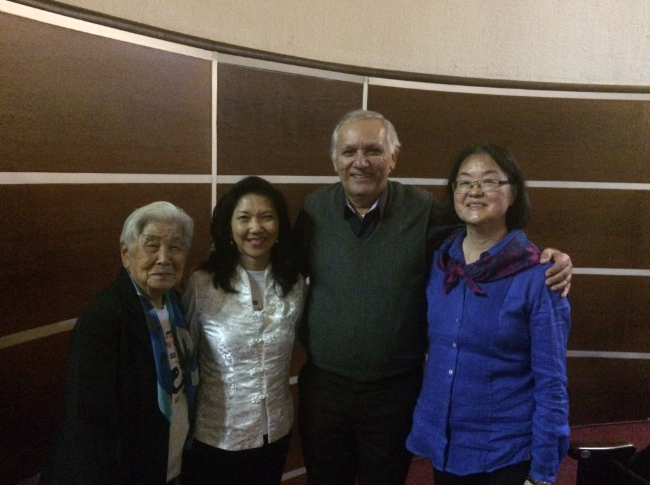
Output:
[121, 221, 188, 308]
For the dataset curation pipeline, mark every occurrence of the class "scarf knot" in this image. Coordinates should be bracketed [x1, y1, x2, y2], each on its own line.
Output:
[437, 229, 540, 295]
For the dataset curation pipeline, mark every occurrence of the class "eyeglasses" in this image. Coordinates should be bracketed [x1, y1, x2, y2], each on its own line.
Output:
[452, 179, 511, 194]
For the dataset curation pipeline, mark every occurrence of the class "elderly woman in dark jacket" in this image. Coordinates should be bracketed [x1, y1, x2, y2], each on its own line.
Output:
[40, 201, 198, 485]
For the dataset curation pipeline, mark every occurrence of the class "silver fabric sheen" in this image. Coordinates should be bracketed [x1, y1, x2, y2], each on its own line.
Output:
[182, 266, 306, 450]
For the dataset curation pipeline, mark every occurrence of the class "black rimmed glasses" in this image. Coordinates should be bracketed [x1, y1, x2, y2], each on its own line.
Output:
[452, 179, 511, 194]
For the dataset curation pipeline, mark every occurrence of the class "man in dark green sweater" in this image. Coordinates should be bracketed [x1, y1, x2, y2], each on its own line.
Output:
[295, 110, 572, 485]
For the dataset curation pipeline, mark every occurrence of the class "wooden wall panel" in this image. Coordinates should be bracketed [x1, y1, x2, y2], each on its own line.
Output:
[0, 332, 71, 485]
[217, 64, 362, 176]
[216, 182, 325, 224]
[568, 358, 650, 425]
[0, 184, 212, 337]
[368, 85, 650, 183]
[0, 12, 212, 174]
[525, 188, 650, 269]
[567, 275, 650, 352]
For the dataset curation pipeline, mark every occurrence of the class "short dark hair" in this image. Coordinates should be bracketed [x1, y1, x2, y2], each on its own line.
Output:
[445, 143, 530, 230]
[199, 176, 299, 295]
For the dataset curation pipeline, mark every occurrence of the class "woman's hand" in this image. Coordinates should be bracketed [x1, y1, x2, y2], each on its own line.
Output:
[540, 248, 572, 297]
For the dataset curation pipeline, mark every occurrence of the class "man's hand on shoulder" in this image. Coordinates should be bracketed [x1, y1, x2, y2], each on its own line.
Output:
[540, 248, 572, 298]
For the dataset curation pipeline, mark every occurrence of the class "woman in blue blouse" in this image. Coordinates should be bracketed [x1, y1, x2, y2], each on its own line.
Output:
[407, 143, 570, 485]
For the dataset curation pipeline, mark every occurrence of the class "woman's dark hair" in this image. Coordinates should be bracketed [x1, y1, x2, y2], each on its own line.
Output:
[444, 143, 531, 230]
[199, 176, 299, 295]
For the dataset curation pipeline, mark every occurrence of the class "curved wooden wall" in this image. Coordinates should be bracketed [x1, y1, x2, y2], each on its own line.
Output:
[1, 1, 649, 483]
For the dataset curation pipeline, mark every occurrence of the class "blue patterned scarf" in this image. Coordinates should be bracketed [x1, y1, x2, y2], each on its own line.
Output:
[437, 229, 540, 295]
[131, 280, 198, 432]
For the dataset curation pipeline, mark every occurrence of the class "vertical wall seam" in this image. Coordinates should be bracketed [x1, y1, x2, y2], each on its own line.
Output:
[212, 51, 218, 211]
[362, 76, 369, 109]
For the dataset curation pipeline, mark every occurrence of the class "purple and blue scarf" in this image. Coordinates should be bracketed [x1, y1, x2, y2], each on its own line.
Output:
[437, 229, 541, 295]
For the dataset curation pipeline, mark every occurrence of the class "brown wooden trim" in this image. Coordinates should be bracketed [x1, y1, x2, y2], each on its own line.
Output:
[11, 0, 650, 94]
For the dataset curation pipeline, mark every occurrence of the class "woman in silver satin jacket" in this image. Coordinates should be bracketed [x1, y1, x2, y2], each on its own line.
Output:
[180, 176, 306, 485]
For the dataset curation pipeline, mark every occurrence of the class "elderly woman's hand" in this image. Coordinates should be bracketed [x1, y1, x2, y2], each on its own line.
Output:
[540, 247, 572, 297]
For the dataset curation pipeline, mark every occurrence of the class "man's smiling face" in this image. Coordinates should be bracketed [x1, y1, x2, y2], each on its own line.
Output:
[332, 118, 396, 212]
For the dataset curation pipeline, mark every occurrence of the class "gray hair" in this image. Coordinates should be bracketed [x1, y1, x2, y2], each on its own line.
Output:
[120, 201, 194, 250]
[330, 109, 401, 160]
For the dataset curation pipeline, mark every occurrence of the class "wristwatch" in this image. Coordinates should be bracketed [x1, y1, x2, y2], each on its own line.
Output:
[527, 476, 553, 485]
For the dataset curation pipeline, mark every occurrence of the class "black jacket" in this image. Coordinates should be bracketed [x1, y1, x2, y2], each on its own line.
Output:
[40, 268, 171, 485]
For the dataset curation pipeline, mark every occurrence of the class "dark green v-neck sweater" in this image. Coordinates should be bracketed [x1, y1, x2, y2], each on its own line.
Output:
[298, 181, 436, 381]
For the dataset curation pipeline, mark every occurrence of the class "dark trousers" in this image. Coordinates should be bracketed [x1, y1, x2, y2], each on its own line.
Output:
[298, 361, 423, 485]
[433, 460, 531, 485]
[179, 434, 291, 485]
